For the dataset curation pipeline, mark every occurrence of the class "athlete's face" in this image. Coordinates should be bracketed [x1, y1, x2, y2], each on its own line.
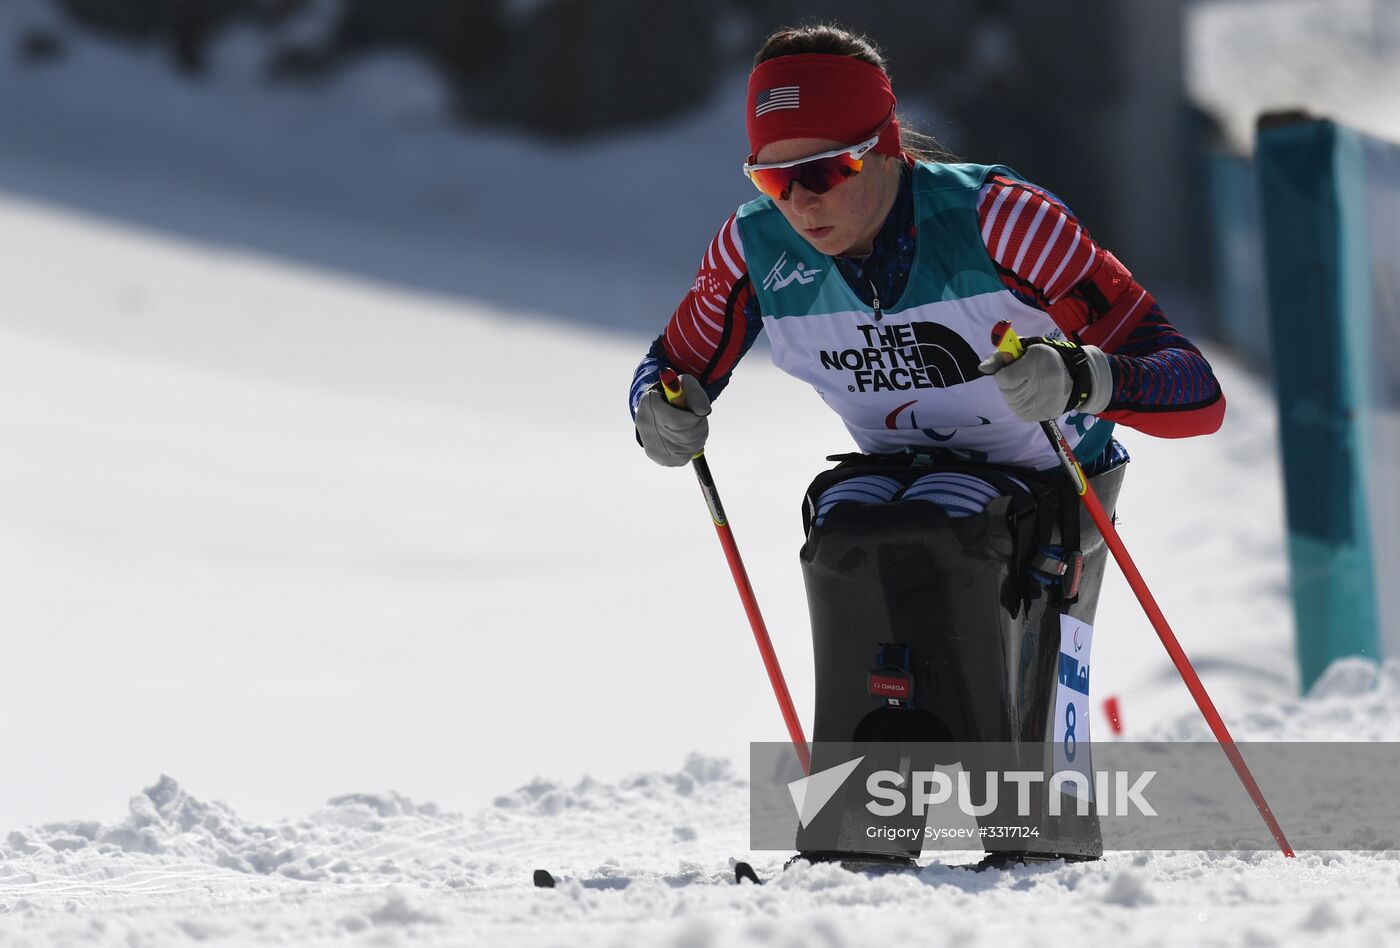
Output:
[754, 137, 901, 258]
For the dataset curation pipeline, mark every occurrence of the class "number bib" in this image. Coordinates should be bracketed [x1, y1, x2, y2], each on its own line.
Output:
[1053, 614, 1094, 802]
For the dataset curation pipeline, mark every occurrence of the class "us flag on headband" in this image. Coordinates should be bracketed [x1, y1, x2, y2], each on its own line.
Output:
[754, 86, 800, 116]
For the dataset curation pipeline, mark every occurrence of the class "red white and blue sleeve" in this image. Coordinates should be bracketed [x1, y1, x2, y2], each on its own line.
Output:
[628, 213, 764, 418]
[977, 174, 1225, 438]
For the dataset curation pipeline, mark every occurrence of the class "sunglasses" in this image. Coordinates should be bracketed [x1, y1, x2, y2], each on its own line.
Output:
[742, 111, 893, 201]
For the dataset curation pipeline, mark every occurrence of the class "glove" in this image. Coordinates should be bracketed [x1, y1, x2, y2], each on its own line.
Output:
[978, 337, 1112, 423]
[634, 374, 712, 467]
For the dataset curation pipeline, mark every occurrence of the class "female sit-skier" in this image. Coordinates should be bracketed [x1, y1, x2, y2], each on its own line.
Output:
[629, 24, 1224, 871]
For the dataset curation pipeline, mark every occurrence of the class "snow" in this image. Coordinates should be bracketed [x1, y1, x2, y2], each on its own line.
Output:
[5, 745, 1400, 945]
[1154, 658, 1400, 742]
[1, 6, 1397, 945]
[1187, 0, 1400, 151]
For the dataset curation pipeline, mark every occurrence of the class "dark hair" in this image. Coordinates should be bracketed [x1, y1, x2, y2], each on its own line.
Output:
[753, 23, 957, 164]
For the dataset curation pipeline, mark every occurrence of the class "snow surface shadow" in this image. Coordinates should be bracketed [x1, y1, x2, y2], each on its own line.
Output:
[0, 167, 698, 341]
[0, 40, 757, 342]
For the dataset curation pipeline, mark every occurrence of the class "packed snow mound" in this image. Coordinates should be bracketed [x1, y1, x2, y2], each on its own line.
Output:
[4, 750, 1400, 945]
[4, 773, 1400, 948]
[1148, 657, 1400, 741]
[2, 774, 464, 882]
[7, 665, 1396, 877]
[2, 755, 749, 889]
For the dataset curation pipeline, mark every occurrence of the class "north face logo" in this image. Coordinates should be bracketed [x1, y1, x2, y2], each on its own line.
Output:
[820, 322, 984, 393]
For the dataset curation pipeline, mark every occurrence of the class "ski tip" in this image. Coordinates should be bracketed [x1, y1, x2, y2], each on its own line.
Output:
[734, 861, 762, 885]
[532, 868, 556, 888]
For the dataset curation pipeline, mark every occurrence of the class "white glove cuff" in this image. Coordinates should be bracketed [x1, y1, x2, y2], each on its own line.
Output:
[1081, 345, 1113, 415]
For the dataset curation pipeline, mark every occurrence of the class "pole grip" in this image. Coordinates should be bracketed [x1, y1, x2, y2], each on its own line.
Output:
[991, 319, 1025, 361]
[988, 321, 1088, 495]
[658, 368, 686, 408]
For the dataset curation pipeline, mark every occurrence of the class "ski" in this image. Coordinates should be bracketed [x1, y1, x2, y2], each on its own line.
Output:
[535, 851, 1069, 887]
[533, 860, 764, 888]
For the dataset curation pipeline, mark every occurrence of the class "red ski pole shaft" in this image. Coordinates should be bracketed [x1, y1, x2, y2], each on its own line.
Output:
[990, 322, 1294, 857]
[659, 370, 811, 775]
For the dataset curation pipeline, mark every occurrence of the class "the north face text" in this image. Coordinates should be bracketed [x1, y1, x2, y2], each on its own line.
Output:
[820, 323, 984, 393]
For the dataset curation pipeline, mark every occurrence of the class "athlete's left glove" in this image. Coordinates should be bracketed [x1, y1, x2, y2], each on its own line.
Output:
[978, 337, 1112, 423]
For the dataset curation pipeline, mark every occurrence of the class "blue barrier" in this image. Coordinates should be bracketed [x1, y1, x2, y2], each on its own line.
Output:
[1255, 119, 1400, 689]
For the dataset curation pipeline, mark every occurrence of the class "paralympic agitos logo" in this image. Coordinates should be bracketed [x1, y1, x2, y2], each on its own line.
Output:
[822, 322, 983, 394]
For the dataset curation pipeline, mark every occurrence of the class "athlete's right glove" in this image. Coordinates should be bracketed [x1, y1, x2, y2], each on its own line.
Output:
[978, 337, 1112, 423]
[634, 374, 712, 467]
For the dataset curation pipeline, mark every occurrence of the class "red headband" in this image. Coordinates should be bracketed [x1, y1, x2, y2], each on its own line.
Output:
[746, 53, 901, 162]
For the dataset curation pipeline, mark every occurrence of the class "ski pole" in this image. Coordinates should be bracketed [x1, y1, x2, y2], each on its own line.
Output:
[990, 321, 1294, 858]
[658, 369, 811, 775]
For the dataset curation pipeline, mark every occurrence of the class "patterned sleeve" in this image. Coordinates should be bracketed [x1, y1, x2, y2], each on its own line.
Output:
[976, 174, 1225, 438]
[628, 213, 764, 418]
